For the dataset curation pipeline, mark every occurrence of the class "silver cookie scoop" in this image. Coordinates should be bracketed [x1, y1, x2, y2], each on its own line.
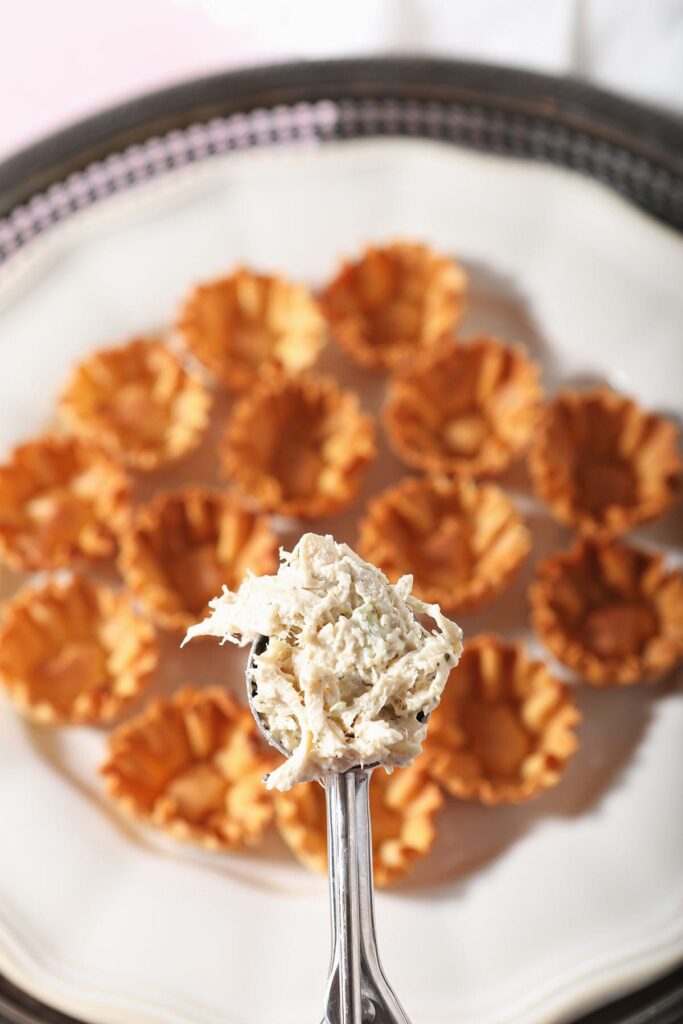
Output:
[247, 635, 413, 1024]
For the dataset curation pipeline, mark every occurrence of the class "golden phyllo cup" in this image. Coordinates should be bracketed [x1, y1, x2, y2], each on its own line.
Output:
[531, 537, 683, 686]
[370, 760, 444, 886]
[424, 635, 580, 804]
[101, 687, 275, 850]
[222, 373, 377, 518]
[0, 435, 130, 571]
[384, 337, 542, 477]
[178, 267, 325, 391]
[119, 488, 278, 631]
[274, 760, 443, 887]
[529, 388, 682, 535]
[59, 338, 211, 471]
[320, 241, 467, 371]
[273, 779, 328, 877]
[0, 574, 157, 724]
[358, 475, 531, 612]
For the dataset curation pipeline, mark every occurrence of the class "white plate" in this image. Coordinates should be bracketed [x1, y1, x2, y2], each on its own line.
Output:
[0, 138, 682, 1024]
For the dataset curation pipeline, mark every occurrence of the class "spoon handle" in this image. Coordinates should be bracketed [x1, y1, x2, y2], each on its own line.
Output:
[322, 769, 413, 1024]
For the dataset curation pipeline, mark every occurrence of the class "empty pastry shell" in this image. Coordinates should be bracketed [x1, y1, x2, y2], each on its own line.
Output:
[0, 435, 131, 572]
[384, 337, 542, 476]
[529, 388, 682, 535]
[101, 687, 275, 850]
[119, 488, 278, 631]
[358, 475, 531, 611]
[423, 635, 580, 804]
[222, 373, 377, 518]
[0, 574, 157, 724]
[59, 338, 211, 471]
[530, 536, 683, 685]
[178, 267, 325, 390]
[320, 241, 467, 370]
[274, 760, 443, 887]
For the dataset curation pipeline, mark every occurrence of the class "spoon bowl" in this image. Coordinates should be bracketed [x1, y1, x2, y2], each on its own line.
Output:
[246, 634, 427, 768]
[246, 634, 290, 758]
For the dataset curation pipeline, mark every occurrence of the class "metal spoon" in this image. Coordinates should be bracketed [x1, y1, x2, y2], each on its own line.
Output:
[247, 635, 413, 1024]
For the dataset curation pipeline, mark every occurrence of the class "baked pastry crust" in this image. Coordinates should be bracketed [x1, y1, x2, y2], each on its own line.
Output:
[178, 268, 325, 390]
[101, 687, 275, 850]
[59, 338, 211, 470]
[384, 337, 542, 476]
[423, 635, 580, 803]
[274, 760, 443, 886]
[0, 574, 157, 724]
[531, 536, 683, 685]
[222, 373, 376, 518]
[529, 388, 681, 535]
[358, 475, 530, 611]
[321, 242, 467, 370]
[119, 488, 278, 631]
[0, 434, 130, 571]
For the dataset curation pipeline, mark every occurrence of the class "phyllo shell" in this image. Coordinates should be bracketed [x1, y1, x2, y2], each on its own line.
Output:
[321, 241, 467, 370]
[531, 536, 683, 685]
[59, 338, 211, 471]
[178, 268, 325, 391]
[424, 635, 580, 803]
[529, 388, 681, 535]
[222, 373, 376, 518]
[119, 488, 278, 631]
[0, 574, 157, 724]
[384, 337, 541, 476]
[0, 434, 130, 571]
[101, 687, 275, 850]
[358, 475, 530, 611]
[274, 760, 443, 887]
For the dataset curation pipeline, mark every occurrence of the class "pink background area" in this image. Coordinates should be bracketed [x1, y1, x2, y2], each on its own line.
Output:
[1, 0, 254, 158]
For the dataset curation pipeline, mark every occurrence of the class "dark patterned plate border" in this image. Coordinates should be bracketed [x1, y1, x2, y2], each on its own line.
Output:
[0, 56, 682, 264]
[0, 56, 681, 1024]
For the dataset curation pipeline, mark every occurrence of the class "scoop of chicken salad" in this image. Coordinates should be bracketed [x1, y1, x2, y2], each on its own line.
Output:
[183, 532, 462, 790]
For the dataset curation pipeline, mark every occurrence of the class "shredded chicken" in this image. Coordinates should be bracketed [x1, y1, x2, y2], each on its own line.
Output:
[184, 533, 462, 790]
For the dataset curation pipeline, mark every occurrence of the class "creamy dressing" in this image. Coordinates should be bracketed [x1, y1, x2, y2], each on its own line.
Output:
[184, 533, 462, 790]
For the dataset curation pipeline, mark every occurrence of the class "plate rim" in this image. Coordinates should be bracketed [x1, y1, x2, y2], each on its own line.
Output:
[0, 56, 681, 229]
[0, 54, 681, 1024]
